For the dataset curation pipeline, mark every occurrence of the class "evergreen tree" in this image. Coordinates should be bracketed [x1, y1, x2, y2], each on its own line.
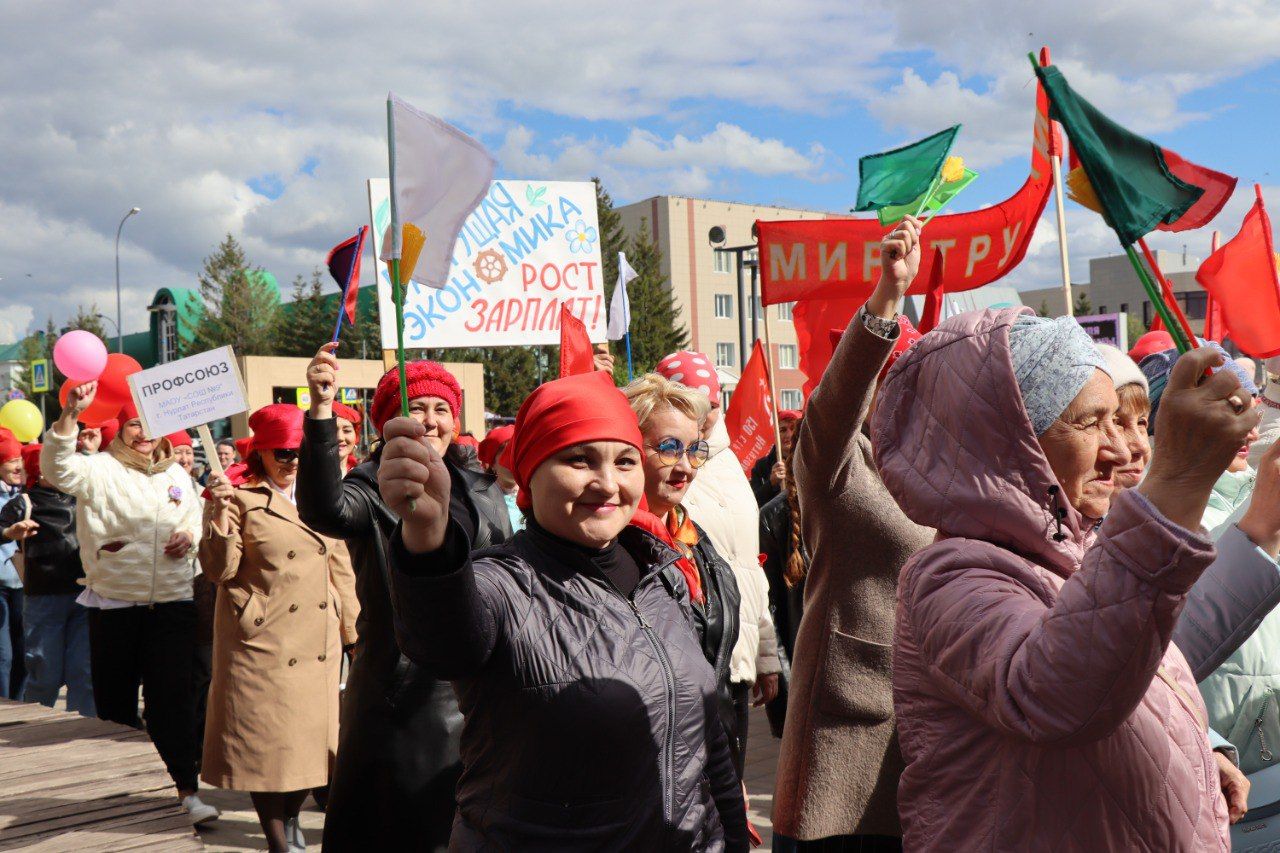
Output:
[621, 216, 688, 374]
[64, 305, 107, 339]
[1038, 299, 1050, 318]
[187, 235, 281, 356]
[275, 270, 332, 357]
[337, 287, 385, 361]
[1073, 290, 1093, 316]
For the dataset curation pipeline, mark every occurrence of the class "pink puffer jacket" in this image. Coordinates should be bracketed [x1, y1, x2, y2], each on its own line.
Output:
[872, 307, 1229, 852]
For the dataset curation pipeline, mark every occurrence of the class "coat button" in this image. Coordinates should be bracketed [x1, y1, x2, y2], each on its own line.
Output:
[318, 545, 327, 555]
[288, 658, 297, 666]
[287, 550, 296, 559]
[289, 604, 298, 612]
[318, 654, 326, 662]
[319, 601, 327, 610]
[254, 617, 264, 626]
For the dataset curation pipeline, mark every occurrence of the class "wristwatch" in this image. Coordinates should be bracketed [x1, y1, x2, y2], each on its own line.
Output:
[860, 306, 900, 340]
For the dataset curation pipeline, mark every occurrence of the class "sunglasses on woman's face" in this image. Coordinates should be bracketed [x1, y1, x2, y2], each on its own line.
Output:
[272, 449, 300, 463]
[646, 437, 710, 469]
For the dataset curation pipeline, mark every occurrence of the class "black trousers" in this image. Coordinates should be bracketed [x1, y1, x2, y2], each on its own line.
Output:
[88, 602, 198, 791]
[726, 681, 751, 780]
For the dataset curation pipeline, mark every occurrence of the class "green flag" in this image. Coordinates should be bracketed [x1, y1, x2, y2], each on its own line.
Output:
[854, 125, 959, 212]
[1033, 62, 1202, 245]
[878, 167, 978, 225]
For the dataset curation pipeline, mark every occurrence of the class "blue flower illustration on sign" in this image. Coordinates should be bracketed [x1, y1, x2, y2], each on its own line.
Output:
[566, 219, 598, 254]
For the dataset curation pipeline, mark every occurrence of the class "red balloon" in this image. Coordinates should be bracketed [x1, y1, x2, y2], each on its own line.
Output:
[98, 353, 142, 404]
[59, 377, 128, 428]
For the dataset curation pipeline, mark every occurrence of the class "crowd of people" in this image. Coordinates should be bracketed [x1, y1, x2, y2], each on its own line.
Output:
[2, 213, 1280, 850]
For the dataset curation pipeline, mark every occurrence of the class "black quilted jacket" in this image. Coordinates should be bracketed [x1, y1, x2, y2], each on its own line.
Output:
[389, 517, 749, 852]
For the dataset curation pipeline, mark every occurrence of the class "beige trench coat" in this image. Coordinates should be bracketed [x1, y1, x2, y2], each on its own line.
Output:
[198, 482, 359, 792]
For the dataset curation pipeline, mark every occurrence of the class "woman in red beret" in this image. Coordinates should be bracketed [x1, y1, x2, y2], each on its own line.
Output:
[331, 402, 361, 471]
[296, 344, 512, 850]
[202, 403, 359, 853]
[380, 370, 748, 851]
[477, 424, 522, 531]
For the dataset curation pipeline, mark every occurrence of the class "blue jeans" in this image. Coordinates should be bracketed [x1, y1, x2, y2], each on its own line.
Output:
[0, 586, 25, 699]
[23, 593, 95, 716]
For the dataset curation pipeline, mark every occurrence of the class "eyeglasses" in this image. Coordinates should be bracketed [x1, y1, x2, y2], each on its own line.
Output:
[272, 449, 300, 463]
[646, 437, 710, 469]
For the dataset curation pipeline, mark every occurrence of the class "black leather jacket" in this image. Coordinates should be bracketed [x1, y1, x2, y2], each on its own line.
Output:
[297, 416, 512, 849]
[688, 522, 741, 704]
[389, 518, 749, 852]
[0, 486, 82, 596]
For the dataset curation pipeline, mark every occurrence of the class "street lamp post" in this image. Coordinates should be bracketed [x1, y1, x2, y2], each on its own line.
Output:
[94, 313, 120, 342]
[708, 226, 759, 370]
[115, 207, 141, 353]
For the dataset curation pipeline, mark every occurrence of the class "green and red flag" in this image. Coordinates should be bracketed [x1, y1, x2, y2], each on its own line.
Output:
[1196, 186, 1280, 358]
[855, 125, 960, 213]
[1034, 62, 1204, 245]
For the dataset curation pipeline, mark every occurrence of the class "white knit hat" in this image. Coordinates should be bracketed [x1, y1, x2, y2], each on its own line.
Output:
[1096, 343, 1148, 394]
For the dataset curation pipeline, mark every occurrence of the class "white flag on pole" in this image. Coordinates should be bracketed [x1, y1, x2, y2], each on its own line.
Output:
[380, 93, 495, 289]
[608, 252, 639, 341]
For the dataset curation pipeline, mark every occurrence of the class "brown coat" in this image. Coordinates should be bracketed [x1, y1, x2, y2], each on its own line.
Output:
[198, 482, 359, 792]
[772, 316, 934, 839]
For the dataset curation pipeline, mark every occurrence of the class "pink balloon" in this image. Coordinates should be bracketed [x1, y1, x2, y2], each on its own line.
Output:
[53, 330, 109, 382]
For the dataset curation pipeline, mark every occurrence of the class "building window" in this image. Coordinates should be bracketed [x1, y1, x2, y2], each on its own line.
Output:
[1143, 301, 1153, 326]
[1120, 302, 1129, 314]
[714, 294, 734, 319]
[715, 342, 736, 368]
[714, 250, 732, 274]
[1098, 305, 1107, 314]
[780, 389, 803, 410]
[778, 344, 798, 370]
[1178, 291, 1207, 320]
[777, 302, 794, 322]
[721, 388, 733, 410]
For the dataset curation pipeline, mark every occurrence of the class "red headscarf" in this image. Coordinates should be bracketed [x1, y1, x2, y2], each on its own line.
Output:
[166, 430, 192, 448]
[0, 428, 19, 464]
[778, 410, 803, 422]
[500, 371, 642, 511]
[117, 398, 140, 424]
[370, 362, 461, 435]
[20, 443, 41, 488]
[455, 434, 479, 450]
[654, 351, 721, 405]
[248, 404, 304, 453]
[234, 437, 252, 460]
[478, 424, 515, 470]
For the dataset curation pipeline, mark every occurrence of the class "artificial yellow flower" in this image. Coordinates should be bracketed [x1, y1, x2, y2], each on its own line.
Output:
[941, 156, 965, 183]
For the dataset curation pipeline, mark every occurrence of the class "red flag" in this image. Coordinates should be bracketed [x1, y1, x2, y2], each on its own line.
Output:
[725, 341, 775, 475]
[326, 226, 369, 325]
[558, 304, 595, 377]
[1196, 185, 1280, 358]
[1203, 230, 1225, 343]
[918, 249, 946, 334]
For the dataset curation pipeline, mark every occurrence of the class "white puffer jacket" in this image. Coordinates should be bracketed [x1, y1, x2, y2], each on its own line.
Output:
[40, 427, 201, 603]
[684, 418, 780, 685]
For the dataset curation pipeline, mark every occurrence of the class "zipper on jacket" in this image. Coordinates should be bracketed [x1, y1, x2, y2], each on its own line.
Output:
[627, 595, 677, 831]
[1254, 698, 1273, 762]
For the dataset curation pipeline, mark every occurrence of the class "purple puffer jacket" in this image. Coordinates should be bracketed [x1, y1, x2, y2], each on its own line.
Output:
[871, 307, 1229, 852]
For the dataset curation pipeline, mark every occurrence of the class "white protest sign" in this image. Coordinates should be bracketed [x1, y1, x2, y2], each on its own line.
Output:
[367, 178, 606, 349]
[125, 346, 248, 439]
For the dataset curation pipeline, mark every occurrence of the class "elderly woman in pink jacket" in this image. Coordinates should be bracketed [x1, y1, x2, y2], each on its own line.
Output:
[873, 289, 1258, 846]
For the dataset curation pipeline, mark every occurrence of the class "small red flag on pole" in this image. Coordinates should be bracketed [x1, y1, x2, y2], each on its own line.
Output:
[725, 341, 776, 475]
[558, 304, 595, 378]
[1196, 186, 1280, 358]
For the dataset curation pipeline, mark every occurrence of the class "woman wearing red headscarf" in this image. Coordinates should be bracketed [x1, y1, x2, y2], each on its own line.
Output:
[380, 371, 748, 851]
[331, 402, 362, 471]
[297, 343, 512, 850]
[201, 404, 359, 853]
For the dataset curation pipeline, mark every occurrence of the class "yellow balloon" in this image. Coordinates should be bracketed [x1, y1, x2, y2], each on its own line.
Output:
[0, 399, 43, 443]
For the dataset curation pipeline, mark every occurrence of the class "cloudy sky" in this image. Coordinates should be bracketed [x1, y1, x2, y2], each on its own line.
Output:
[3, 0, 1279, 343]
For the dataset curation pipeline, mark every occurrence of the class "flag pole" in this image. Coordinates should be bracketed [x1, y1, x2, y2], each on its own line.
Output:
[1123, 244, 1190, 353]
[386, 96, 409, 418]
[1137, 237, 1198, 348]
[331, 298, 345, 344]
[1041, 46, 1074, 318]
[761, 316, 783, 454]
[624, 333, 634, 382]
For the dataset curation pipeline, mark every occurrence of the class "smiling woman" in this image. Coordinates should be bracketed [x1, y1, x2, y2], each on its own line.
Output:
[379, 370, 748, 851]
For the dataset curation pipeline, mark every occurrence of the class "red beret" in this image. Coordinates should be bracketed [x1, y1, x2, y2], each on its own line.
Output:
[248, 404, 304, 453]
[98, 419, 119, 450]
[117, 398, 140, 424]
[500, 371, 642, 511]
[0, 428, 20, 464]
[332, 402, 362, 434]
[370, 361, 461, 435]
[166, 430, 192, 448]
[1129, 330, 1176, 364]
[20, 443, 41, 488]
[478, 424, 515, 469]
[778, 410, 803, 422]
